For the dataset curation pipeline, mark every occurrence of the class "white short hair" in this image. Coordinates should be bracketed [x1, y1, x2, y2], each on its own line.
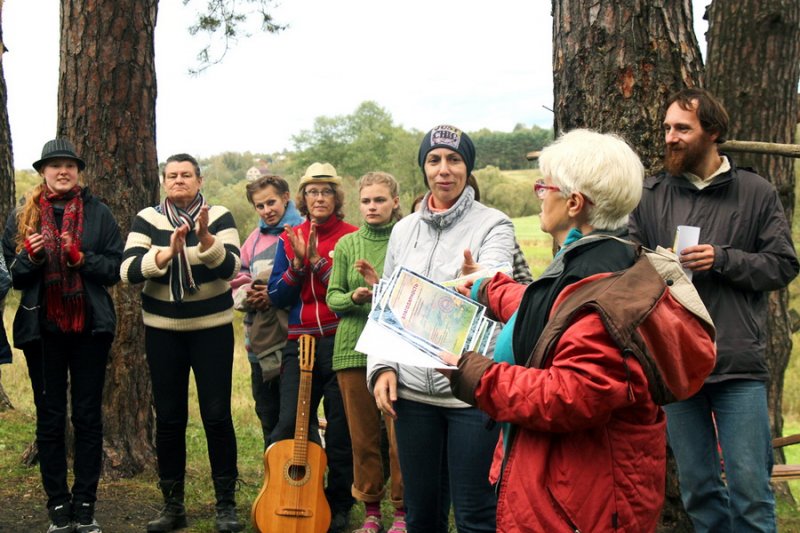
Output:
[539, 129, 643, 230]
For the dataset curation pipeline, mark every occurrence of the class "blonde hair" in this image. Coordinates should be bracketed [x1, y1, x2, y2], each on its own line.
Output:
[359, 171, 402, 222]
[15, 183, 44, 253]
[539, 129, 643, 230]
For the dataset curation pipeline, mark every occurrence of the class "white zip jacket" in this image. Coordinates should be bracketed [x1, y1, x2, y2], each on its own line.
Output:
[367, 186, 515, 407]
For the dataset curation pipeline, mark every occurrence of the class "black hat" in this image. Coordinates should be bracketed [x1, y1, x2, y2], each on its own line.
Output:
[418, 125, 476, 185]
[32, 139, 86, 172]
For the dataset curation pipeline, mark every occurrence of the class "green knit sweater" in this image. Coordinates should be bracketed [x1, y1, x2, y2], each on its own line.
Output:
[326, 220, 395, 371]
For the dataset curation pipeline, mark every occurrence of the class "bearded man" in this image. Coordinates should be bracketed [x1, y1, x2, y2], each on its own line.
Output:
[629, 87, 798, 533]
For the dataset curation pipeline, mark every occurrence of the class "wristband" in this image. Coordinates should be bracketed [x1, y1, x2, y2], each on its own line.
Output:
[66, 243, 82, 265]
[24, 238, 43, 260]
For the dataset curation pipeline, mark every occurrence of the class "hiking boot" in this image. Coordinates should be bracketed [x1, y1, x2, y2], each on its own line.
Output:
[73, 502, 102, 533]
[47, 502, 74, 533]
[147, 479, 188, 532]
[212, 476, 244, 532]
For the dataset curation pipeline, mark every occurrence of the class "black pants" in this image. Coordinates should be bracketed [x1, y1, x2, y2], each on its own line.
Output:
[23, 332, 111, 509]
[268, 335, 354, 513]
[250, 361, 281, 449]
[145, 324, 238, 481]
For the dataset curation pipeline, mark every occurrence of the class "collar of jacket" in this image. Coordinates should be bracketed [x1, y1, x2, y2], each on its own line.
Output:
[306, 214, 345, 236]
[419, 185, 475, 231]
[535, 228, 630, 282]
[649, 152, 738, 192]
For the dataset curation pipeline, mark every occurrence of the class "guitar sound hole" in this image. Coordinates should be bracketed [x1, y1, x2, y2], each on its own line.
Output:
[284, 461, 311, 486]
[288, 464, 307, 481]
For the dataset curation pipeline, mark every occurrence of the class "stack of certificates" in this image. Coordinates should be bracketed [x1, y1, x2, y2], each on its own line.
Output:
[357, 266, 500, 367]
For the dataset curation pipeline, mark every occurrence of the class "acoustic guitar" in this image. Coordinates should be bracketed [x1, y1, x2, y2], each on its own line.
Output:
[251, 334, 331, 533]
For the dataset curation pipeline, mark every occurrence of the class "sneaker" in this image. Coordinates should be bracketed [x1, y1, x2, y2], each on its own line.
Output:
[73, 502, 102, 533]
[47, 503, 74, 533]
[354, 514, 383, 533]
[74, 518, 102, 533]
[387, 514, 407, 533]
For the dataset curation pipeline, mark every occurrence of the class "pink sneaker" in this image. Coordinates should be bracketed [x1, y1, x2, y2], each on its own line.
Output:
[387, 515, 407, 533]
[354, 514, 384, 533]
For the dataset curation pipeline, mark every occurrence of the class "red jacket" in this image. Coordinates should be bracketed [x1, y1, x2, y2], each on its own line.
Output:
[268, 216, 357, 339]
[476, 310, 666, 532]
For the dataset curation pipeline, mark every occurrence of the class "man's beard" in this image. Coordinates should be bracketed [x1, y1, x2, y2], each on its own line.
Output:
[664, 141, 707, 176]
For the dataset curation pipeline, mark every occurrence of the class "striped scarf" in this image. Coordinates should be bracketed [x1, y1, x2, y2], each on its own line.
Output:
[39, 185, 85, 333]
[160, 193, 204, 302]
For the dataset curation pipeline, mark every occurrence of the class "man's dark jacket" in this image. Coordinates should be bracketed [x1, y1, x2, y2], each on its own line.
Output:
[629, 158, 799, 381]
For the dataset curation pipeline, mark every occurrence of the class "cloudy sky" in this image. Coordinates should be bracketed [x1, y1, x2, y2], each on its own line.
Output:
[3, 0, 709, 169]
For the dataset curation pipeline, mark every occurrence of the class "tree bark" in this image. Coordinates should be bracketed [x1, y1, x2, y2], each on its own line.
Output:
[704, 0, 800, 502]
[552, 0, 703, 171]
[58, 0, 160, 477]
[551, 2, 704, 529]
[0, 0, 16, 410]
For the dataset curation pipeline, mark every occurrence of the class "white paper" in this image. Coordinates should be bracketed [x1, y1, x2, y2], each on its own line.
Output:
[674, 225, 701, 281]
[356, 319, 451, 369]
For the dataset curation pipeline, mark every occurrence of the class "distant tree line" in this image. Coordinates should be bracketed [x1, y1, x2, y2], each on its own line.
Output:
[14, 101, 547, 242]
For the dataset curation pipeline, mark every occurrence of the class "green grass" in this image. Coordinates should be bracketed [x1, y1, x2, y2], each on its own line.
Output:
[512, 215, 553, 278]
[4, 164, 800, 528]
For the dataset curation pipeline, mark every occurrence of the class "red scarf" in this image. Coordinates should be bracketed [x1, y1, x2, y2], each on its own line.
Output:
[39, 185, 85, 333]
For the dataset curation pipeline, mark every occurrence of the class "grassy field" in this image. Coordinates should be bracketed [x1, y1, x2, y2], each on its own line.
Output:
[4, 183, 800, 530]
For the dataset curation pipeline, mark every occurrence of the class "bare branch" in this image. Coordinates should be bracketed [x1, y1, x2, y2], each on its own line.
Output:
[184, 0, 286, 75]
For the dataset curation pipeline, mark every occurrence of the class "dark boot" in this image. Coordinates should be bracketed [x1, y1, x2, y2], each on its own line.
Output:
[146, 480, 188, 532]
[212, 477, 244, 533]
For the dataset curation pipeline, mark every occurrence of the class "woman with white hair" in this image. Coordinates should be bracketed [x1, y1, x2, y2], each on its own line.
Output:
[441, 129, 673, 532]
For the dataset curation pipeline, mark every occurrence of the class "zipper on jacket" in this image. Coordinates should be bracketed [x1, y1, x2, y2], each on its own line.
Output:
[547, 487, 581, 533]
[310, 270, 324, 336]
[621, 348, 635, 402]
[422, 228, 442, 395]
[423, 229, 442, 277]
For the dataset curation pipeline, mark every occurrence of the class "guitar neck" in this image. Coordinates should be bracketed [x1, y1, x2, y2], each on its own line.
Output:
[292, 367, 313, 464]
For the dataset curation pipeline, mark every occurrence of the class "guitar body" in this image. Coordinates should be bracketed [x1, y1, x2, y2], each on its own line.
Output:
[251, 335, 331, 533]
[251, 439, 331, 533]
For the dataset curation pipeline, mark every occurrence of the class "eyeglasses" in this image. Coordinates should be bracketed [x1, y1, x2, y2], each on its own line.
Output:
[534, 180, 562, 200]
[304, 188, 335, 198]
[534, 179, 594, 205]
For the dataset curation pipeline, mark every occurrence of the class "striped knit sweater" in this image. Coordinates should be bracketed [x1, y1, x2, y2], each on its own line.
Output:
[120, 204, 241, 331]
[326, 221, 395, 371]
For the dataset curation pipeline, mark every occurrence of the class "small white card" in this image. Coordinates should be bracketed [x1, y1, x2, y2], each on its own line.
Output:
[674, 225, 701, 280]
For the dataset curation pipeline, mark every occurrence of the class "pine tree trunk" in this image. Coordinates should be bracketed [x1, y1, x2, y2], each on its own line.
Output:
[704, 0, 800, 501]
[0, 0, 16, 411]
[57, 0, 160, 477]
[552, 0, 703, 172]
[551, 2, 705, 530]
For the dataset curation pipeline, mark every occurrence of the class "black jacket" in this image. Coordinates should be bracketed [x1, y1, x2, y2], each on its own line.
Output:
[629, 158, 799, 381]
[512, 229, 636, 365]
[2, 188, 123, 348]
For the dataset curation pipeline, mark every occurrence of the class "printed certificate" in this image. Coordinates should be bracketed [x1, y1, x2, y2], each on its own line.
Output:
[378, 267, 483, 356]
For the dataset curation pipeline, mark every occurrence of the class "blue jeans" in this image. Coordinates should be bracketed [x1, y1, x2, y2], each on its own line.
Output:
[394, 398, 498, 533]
[663, 379, 776, 533]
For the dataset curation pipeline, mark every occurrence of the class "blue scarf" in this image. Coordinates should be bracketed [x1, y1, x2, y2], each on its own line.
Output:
[260, 200, 303, 235]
